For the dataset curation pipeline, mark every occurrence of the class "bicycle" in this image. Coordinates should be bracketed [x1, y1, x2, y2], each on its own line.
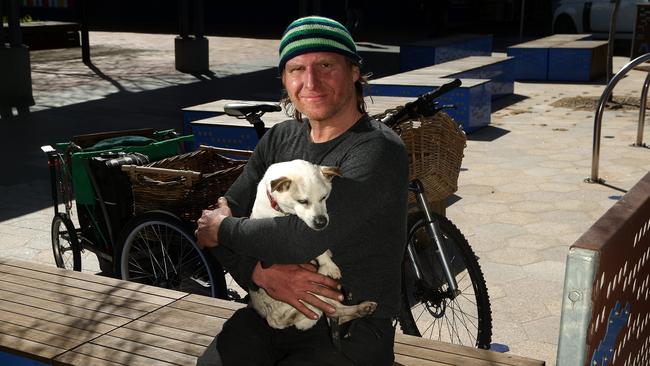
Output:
[222, 78, 493, 349]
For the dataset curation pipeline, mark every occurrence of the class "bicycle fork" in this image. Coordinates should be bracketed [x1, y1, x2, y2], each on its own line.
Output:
[407, 179, 460, 298]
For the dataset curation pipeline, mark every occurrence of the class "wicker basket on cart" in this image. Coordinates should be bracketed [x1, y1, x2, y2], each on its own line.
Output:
[376, 109, 467, 204]
[122, 146, 248, 223]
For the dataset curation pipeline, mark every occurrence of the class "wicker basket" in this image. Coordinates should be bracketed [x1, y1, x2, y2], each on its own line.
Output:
[377, 110, 467, 203]
[122, 146, 247, 222]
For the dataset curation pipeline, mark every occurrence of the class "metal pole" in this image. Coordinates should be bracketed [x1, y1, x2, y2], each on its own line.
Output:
[7, 0, 21, 47]
[590, 52, 650, 183]
[519, 0, 526, 40]
[635, 72, 650, 147]
[80, 0, 90, 64]
[607, 0, 621, 83]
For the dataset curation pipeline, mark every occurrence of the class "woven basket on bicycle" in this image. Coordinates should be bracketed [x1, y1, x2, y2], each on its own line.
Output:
[375, 108, 467, 203]
[123, 146, 246, 223]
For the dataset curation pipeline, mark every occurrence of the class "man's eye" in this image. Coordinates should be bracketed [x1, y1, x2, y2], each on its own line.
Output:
[298, 199, 309, 205]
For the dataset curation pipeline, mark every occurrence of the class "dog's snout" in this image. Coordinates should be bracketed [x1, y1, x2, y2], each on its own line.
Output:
[313, 215, 328, 230]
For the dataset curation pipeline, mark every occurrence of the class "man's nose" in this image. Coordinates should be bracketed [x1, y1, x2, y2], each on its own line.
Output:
[304, 67, 320, 89]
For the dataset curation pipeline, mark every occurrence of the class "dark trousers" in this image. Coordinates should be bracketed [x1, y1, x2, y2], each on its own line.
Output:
[196, 307, 395, 366]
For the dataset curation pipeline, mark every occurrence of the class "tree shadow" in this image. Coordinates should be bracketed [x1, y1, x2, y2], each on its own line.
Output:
[0, 67, 282, 221]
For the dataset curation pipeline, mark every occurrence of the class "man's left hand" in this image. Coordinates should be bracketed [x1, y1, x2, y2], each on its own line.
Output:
[195, 197, 231, 248]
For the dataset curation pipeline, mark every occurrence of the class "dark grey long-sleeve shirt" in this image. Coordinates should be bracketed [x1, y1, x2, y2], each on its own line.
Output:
[212, 114, 409, 318]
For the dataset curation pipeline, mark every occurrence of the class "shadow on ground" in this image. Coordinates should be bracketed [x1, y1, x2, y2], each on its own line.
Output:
[0, 65, 282, 219]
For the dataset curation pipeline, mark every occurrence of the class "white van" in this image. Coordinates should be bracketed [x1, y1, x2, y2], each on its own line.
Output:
[553, 0, 650, 38]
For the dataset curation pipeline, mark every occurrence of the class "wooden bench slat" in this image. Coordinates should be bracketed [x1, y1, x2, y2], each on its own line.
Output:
[181, 293, 248, 311]
[123, 320, 216, 347]
[138, 306, 225, 337]
[106, 327, 206, 357]
[0, 258, 185, 301]
[0, 310, 101, 342]
[394, 353, 451, 366]
[396, 343, 513, 366]
[0, 279, 149, 320]
[0, 299, 118, 335]
[395, 335, 544, 366]
[0, 263, 178, 306]
[0, 271, 160, 312]
[0, 288, 131, 327]
[90, 334, 198, 365]
[168, 298, 240, 318]
[0, 321, 85, 350]
[54, 343, 178, 366]
[0, 332, 67, 362]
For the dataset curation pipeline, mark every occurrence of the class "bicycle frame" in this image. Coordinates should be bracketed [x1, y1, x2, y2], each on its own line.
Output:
[408, 179, 460, 297]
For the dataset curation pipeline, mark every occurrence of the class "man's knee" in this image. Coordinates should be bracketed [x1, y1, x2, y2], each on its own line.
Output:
[196, 336, 222, 366]
[217, 307, 275, 365]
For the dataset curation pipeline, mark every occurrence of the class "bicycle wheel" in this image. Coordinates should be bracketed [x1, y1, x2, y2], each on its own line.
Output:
[120, 211, 226, 298]
[398, 212, 492, 349]
[51, 213, 81, 271]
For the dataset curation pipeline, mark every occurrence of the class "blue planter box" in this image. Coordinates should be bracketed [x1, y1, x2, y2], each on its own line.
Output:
[399, 34, 493, 72]
[369, 78, 491, 133]
[507, 46, 549, 81]
[547, 41, 607, 81]
[446, 57, 514, 99]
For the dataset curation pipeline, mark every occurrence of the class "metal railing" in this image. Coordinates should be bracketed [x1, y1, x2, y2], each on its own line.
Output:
[589, 52, 650, 183]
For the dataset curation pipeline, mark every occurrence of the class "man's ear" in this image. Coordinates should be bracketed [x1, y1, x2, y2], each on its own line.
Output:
[271, 177, 292, 192]
[321, 167, 341, 182]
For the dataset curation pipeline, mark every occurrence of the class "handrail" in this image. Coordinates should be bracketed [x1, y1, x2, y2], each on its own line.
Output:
[589, 52, 650, 183]
[635, 71, 650, 147]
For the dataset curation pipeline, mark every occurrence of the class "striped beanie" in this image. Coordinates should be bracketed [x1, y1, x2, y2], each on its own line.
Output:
[278, 16, 362, 72]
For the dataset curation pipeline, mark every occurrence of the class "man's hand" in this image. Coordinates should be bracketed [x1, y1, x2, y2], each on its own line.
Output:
[195, 197, 232, 248]
[252, 261, 344, 320]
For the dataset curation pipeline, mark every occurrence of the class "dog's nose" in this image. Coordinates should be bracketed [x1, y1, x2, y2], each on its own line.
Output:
[313, 215, 328, 230]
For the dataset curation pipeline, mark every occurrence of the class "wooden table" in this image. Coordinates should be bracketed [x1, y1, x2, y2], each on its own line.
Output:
[0, 258, 545, 365]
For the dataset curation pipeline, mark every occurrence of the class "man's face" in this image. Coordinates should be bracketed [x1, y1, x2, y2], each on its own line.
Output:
[282, 52, 360, 124]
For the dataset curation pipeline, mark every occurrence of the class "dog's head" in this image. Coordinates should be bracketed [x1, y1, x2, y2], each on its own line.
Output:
[268, 160, 341, 231]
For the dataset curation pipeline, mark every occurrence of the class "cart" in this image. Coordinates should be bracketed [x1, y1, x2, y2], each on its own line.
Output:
[41, 128, 246, 299]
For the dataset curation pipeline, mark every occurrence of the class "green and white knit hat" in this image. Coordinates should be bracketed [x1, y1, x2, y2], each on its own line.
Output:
[278, 16, 362, 72]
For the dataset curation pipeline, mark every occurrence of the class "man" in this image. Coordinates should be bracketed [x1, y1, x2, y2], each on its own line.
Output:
[195, 15, 408, 366]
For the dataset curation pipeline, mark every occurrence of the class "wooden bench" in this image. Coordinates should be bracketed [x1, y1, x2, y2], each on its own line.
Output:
[0, 258, 545, 366]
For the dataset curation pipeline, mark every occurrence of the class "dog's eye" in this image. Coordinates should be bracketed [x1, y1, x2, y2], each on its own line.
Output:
[298, 199, 309, 205]
[320, 196, 327, 202]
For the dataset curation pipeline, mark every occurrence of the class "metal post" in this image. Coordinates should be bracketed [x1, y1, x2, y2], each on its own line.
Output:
[79, 0, 90, 64]
[589, 52, 650, 183]
[519, 0, 526, 40]
[7, 0, 21, 47]
[193, 0, 204, 39]
[607, 0, 621, 83]
[635, 72, 650, 147]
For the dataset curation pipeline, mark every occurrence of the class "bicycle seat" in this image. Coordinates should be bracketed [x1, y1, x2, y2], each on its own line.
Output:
[224, 102, 281, 117]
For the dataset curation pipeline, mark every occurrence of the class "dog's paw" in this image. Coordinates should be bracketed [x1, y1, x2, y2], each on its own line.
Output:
[358, 301, 378, 316]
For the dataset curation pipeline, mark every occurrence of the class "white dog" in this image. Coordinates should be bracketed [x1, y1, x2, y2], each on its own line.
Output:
[249, 159, 377, 330]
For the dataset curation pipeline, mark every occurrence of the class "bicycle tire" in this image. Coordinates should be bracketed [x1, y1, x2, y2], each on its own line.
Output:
[119, 211, 227, 298]
[51, 213, 81, 271]
[398, 211, 492, 349]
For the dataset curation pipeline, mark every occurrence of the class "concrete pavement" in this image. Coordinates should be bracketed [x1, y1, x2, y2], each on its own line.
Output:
[2, 31, 650, 365]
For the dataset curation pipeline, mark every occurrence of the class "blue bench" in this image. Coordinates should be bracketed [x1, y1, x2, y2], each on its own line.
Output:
[507, 34, 606, 81]
[399, 34, 493, 72]
[189, 96, 414, 151]
[369, 77, 491, 133]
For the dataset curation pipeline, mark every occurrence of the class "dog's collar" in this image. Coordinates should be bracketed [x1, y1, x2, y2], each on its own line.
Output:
[266, 190, 287, 215]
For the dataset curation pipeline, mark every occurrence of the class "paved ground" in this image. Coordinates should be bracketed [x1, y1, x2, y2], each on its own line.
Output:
[2, 31, 649, 365]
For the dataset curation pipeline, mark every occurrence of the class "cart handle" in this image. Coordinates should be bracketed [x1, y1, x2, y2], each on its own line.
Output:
[121, 165, 202, 187]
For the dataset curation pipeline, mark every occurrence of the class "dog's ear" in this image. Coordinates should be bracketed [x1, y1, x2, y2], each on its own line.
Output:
[270, 176, 292, 192]
[321, 166, 341, 182]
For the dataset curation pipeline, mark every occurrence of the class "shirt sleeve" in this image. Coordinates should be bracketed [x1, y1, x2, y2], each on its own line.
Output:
[218, 134, 409, 264]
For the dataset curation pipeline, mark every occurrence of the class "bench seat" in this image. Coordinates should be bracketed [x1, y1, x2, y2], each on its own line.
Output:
[0, 258, 545, 365]
[399, 34, 493, 72]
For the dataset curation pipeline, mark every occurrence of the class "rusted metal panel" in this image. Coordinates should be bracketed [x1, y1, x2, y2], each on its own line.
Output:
[558, 172, 650, 365]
